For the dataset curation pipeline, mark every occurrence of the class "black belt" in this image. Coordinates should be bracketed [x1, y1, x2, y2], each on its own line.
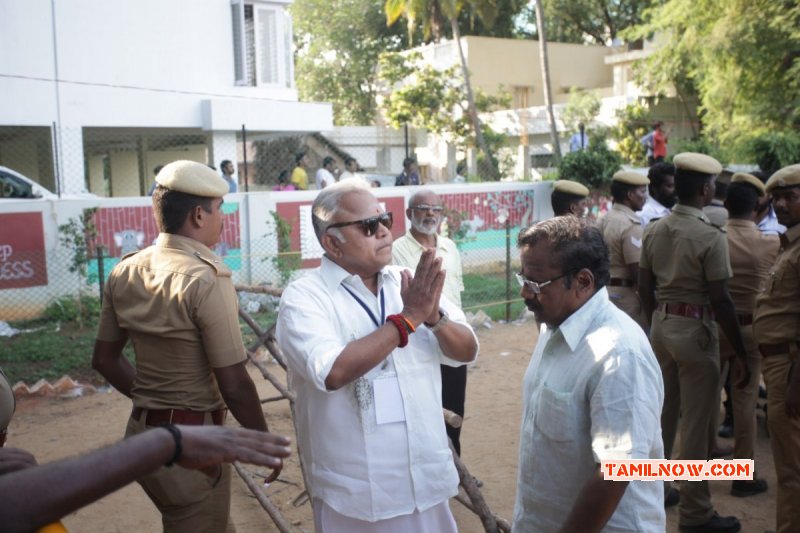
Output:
[131, 407, 227, 426]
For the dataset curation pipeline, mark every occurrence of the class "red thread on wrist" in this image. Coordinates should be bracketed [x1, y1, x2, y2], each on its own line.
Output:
[386, 314, 409, 348]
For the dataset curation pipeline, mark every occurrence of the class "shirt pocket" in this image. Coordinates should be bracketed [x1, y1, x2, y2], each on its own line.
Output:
[534, 385, 577, 443]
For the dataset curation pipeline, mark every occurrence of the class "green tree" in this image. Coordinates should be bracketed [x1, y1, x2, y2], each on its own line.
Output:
[626, 0, 800, 145]
[385, 0, 517, 178]
[561, 89, 601, 134]
[292, 0, 408, 125]
[610, 103, 650, 166]
[558, 141, 622, 190]
[515, 0, 655, 45]
[378, 51, 509, 179]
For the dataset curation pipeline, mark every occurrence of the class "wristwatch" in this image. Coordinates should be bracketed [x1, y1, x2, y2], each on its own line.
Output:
[424, 309, 450, 333]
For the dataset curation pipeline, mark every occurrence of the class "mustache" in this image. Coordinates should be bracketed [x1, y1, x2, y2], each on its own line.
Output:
[525, 299, 541, 313]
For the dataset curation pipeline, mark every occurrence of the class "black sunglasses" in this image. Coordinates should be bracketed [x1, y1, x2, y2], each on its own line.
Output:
[327, 212, 393, 237]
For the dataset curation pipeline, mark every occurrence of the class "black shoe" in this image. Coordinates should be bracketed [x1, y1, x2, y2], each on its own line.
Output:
[759, 384, 767, 399]
[665, 487, 680, 508]
[717, 423, 734, 439]
[679, 513, 741, 532]
[731, 478, 768, 497]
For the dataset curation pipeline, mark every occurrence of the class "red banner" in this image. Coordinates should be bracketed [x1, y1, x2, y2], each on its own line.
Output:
[0, 212, 48, 289]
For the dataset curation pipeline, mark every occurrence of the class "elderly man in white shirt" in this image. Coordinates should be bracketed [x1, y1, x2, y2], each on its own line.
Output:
[276, 179, 478, 532]
[638, 162, 677, 227]
[392, 190, 470, 459]
[513, 216, 665, 532]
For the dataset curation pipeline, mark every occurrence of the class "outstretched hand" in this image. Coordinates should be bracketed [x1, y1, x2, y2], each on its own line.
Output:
[173, 426, 291, 473]
[400, 248, 445, 326]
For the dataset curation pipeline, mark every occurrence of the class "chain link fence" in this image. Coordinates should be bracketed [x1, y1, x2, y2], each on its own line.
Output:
[0, 124, 545, 327]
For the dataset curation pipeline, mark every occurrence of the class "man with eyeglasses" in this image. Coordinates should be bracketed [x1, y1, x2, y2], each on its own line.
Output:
[276, 180, 478, 532]
[392, 190, 469, 459]
[512, 216, 665, 532]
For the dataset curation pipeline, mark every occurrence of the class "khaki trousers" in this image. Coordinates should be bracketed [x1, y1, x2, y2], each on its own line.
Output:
[762, 354, 800, 533]
[608, 286, 647, 331]
[650, 309, 719, 526]
[718, 324, 762, 462]
[125, 413, 236, 533]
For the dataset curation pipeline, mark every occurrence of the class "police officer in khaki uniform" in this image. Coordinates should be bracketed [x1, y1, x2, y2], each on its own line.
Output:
[93, 160, 276, 533]
[753, 163, 800, 533]
[596, 170, 649, 330]
[718, 174, 779, 497]
[639, 153, 750, 533]
[551, 180, 590, 217]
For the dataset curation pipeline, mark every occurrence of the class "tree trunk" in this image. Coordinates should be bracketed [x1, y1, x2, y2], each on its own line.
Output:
[534, 0, 562, 164]
[449, 11, 497, 180]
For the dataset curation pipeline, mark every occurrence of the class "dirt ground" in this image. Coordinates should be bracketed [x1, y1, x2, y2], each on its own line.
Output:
[8, 320, 776, 532]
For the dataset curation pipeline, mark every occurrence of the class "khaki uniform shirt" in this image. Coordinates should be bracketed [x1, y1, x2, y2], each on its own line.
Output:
[726, 219, 779, 314]
[597, 204, 644, 280]
[703, 200, 728, 228]
[97, 233, 245, 411]
[754, 223, 800, 345]
[392, 232, 464, 308]
[640, 204, 732, 305]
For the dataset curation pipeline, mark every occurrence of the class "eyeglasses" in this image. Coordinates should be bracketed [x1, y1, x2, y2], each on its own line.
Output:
[515, 270, 574, 294]
[411, 204, 444, 213]
[327, 212, 393, 237]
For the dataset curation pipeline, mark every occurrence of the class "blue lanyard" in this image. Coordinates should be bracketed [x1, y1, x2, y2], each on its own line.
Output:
[342, 285, 385, 328]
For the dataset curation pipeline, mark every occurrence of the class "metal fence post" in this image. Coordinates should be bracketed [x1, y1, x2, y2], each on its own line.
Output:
[96, 245, 105, 307]
[505, 219, 511, 322]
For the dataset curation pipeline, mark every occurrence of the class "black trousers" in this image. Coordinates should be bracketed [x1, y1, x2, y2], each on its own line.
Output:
[441, 364, 468, 456]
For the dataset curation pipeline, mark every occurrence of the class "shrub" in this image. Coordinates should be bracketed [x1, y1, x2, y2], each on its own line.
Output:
[44, 295, 101, 324]
[745, 132, 800, 176]
[670, 137, 726, 165]
[558, 141, 623, 191]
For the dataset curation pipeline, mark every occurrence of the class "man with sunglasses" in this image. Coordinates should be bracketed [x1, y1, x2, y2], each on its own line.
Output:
[392, 191, 469, 459]
[512, 216, 665, 532]
[277, 180, 478, 532]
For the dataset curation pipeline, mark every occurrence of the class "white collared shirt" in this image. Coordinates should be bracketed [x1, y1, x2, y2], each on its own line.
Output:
[315, 168, 335, 189]
[276, 257, 477, 522]
[637, 195, 671, 227]
[513, 288, 665, 532]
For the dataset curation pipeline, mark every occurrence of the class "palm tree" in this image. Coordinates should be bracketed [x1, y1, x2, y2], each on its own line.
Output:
[385, 0, 498, 179]
[533, 0, 562, 164]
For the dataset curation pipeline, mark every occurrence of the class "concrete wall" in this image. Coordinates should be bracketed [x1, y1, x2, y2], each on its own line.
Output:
[0, 181, 551, 320]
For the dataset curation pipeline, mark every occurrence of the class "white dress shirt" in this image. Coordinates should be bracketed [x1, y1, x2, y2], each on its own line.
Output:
[316, 168, 335, 189]
[512, 288, 666, 532]
[276, 256, 477, 522]
[758, 205, 787, 235]
[637, 195, 671, 227]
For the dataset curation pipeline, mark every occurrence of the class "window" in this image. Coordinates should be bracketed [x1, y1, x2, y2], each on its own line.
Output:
[231, 0, 294, 88]
[512, 86, 533, 109]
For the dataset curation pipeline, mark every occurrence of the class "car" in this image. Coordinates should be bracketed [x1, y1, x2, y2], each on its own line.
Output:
[0, 166, 95, 199]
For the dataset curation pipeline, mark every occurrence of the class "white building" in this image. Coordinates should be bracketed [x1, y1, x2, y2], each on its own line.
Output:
[0, 0, 332, 196]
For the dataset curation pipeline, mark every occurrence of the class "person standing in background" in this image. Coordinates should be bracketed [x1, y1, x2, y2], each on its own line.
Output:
[219, 160, 237, 193]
